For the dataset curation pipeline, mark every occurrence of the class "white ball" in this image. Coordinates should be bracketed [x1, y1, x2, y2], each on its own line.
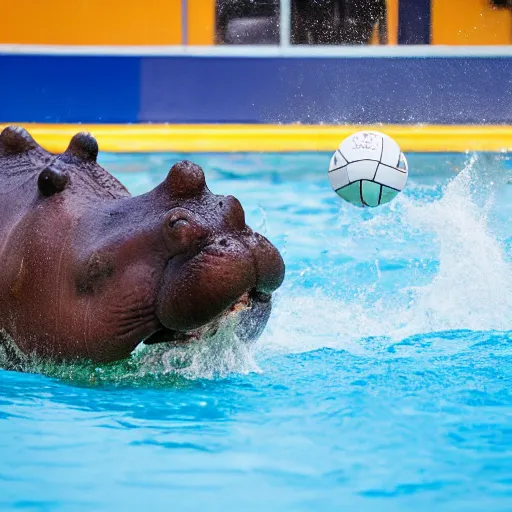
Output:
[328, 130, 408, 207]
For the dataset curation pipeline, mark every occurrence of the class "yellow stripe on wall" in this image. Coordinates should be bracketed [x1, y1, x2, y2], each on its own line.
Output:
[1, 124, 511, 154]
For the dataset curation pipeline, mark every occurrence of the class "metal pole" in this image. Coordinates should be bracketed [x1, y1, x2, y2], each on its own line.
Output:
[280, 0, 291, 47]
[181, 0, 188, 46]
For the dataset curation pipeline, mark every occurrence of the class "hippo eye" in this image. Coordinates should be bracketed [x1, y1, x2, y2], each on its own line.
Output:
[168, 218, 189, 230]
[163, 208, 207, 257]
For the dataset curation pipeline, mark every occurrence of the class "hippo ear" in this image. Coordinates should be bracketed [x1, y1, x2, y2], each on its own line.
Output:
[38, 166, 69, 197]
[0, 126, 39, 156]
[61, 132, 99, 163]
[165, 160, 207, 198]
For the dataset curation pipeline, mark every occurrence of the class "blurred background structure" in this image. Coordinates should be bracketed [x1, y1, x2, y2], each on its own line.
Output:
[0, 0, 511, 150]
[1, 0, 510, 46]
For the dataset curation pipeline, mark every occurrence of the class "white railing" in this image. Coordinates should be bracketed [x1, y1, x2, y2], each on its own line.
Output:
[1, 44, 511, 58]
[280, 0, 291, 47]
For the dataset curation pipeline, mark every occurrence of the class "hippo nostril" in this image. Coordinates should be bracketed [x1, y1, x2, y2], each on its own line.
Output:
[216, 195, 246, 231]
[219, 239, 228, 247]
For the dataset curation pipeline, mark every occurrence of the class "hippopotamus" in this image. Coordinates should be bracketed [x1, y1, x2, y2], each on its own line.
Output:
[0, 126, 285, 364]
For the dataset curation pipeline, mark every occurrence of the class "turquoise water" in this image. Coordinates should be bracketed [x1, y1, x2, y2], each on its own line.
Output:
[1, 152, 512, 511]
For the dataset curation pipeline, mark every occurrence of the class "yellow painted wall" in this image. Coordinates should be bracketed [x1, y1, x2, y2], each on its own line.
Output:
[387, 0, 399, 45]
[432, 0, 512, 45]
[1, 0, 510, 47]
[188, 0, 215, 45]
[0, 0, 182, 45]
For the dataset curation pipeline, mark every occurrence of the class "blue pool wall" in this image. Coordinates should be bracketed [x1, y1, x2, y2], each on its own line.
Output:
[1, 54, 511, 124]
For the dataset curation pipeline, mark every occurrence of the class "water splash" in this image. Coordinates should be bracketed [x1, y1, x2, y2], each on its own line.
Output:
[0, 317, 259, 386]
[135, 317, 260, 381]
[399, 154, 512, 334]
[260, 153, 512, 356]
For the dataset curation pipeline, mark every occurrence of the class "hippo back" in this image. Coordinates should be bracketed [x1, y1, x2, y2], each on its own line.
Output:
[0, 126, 130, 236]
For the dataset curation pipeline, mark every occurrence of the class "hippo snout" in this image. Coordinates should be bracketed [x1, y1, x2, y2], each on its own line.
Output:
[155, 230, 284, 334]
[149, 160, 285, 341]
[244, 231, 285, 296]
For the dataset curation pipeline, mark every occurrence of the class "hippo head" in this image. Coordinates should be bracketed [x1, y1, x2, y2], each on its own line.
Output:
[0, 128, 285, 364]
[135, 160, 285, 347]
[67, 152, 285, 361]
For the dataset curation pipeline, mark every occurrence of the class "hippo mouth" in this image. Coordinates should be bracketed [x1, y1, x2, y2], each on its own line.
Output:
[143, 289, 271, 346]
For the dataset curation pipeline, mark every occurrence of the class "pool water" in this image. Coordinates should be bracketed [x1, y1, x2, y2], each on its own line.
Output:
[1, 152, 511, 511]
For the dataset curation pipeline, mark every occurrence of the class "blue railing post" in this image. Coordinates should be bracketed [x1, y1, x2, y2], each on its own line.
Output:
[398, 0, 432, 45]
